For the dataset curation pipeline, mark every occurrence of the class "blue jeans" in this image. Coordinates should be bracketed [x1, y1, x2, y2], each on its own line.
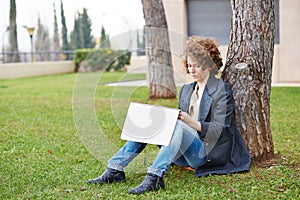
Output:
[107, 120, 206, 177]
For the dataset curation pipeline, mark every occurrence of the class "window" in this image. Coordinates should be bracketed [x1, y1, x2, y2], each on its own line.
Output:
[187, 0, 280, 45]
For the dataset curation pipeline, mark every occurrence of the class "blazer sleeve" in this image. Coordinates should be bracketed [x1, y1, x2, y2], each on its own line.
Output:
[178, 84, 190, 112]
[199, 82, 234, 141]
[178, 85, 184, 109]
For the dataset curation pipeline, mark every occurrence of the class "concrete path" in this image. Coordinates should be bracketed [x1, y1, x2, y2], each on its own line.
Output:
[105, 80, 300, 87]
[105, 80, 185, 87]
[105, 80, 148, 87]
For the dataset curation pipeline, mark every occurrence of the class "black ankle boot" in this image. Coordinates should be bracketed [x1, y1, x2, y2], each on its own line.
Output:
[128, 173, 165, 195]
[87, 168, 126, 184]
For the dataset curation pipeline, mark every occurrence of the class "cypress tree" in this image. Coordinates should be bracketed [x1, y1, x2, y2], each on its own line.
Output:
[52, 3, 60, 51]
[100, 26, 110, 48]
[70, 8, 94, 49]
[35, 15, 51, 60]
[60, 0, 69, 50]
[81, 8, 94, 48]
[70, 14, 81, 49]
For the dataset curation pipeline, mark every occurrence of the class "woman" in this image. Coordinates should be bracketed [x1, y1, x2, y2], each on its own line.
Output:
[87, 36, 251, 195]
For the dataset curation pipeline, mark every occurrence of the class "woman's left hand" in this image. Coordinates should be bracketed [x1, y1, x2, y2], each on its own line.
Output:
[178, 111, 201, 132]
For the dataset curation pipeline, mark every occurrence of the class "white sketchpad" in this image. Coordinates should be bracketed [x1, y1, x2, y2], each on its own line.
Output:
[121, 102, 180, 146]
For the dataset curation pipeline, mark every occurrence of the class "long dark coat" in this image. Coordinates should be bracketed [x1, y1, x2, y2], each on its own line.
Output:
[178, 76, 251, 177]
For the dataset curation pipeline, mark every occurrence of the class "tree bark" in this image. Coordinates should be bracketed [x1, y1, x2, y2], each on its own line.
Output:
[9, 0, 20, 63]
[222, 0, 275, 162]
[141, 0, 176, 98]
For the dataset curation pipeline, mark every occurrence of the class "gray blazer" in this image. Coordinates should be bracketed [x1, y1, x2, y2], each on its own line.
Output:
[178, 76, 251, 177]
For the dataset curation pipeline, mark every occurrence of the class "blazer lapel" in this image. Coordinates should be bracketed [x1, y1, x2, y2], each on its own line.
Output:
[199, 87, 212, 121]
[199, 76, 218, 121]
[180, 82, 196, 113]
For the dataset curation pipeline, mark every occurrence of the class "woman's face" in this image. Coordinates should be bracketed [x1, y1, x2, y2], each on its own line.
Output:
[187, 56, 210, 83]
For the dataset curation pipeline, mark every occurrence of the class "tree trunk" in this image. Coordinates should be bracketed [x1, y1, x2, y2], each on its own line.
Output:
[222, 0, 275, 163]
[141, 0, 176, 98]
[9, 0, 20, 63]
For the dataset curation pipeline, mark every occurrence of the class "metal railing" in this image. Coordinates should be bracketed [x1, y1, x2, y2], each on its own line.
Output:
[0, 50, 74, 64]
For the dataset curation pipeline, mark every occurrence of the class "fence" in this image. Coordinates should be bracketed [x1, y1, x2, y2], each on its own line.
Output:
[0, 50, 74, 64]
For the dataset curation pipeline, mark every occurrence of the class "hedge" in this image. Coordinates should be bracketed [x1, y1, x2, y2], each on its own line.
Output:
[73, 48, 131, 72]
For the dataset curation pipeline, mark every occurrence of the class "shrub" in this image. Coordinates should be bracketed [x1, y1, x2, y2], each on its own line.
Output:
[73, 48, 131, 72]
[73, 48, 92, 72]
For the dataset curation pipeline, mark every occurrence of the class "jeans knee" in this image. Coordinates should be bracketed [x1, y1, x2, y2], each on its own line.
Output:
[174, 120, 184, 131]
[170, 120, 184, 144]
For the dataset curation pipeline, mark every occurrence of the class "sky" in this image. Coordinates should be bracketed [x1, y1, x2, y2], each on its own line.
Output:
[0, 0, 145, 51]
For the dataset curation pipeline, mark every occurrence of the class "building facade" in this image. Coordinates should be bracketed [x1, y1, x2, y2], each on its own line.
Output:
[162, 0, 300, 84]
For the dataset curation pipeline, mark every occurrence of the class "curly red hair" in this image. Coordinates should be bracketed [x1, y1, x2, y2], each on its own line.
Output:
[182, 36, 223, 75]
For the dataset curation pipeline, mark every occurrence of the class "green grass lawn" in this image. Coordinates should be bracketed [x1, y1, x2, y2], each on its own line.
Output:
[0, 72, 299, 199]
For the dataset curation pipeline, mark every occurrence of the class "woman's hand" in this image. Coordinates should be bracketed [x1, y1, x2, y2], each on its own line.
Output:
[178, 111, 201, 132]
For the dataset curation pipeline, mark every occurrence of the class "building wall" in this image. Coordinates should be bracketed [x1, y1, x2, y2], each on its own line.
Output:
[163, 0, 300, 84]
[279, 0, 300, 83]
[0, 61, 74, 79]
